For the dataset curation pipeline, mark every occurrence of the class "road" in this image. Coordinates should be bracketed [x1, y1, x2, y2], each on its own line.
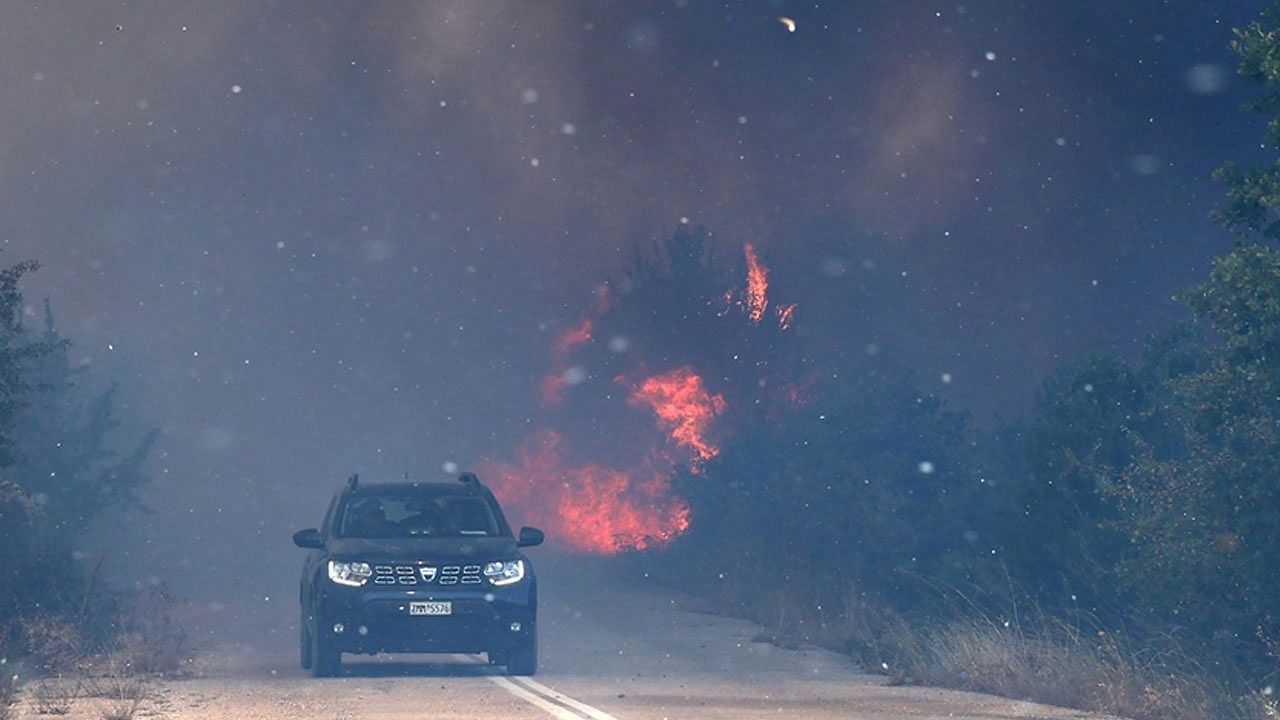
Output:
[37, 556, 1112, 720]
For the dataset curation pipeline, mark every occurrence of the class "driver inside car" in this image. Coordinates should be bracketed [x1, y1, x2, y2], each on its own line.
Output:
[343, 497, 389, 537]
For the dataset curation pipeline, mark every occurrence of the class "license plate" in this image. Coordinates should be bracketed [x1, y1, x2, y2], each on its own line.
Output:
[409, 601, 451, 616]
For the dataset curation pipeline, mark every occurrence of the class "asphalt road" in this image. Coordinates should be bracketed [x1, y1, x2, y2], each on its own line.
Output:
[27, 556, 1112, 720]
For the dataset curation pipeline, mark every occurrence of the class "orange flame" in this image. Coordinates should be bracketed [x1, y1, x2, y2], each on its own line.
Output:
[539, 373, 568, 409]
[481, 431, 690, 554]
[552, 317, 594, 362]
[542, 285, 612, 407]
[628, 366, 727, 464]
[776, 302, 797, 330]
[744, 243, 769, 323]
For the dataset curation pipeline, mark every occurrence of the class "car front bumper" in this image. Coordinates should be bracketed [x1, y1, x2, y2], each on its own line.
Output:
[313, 583, 534, 655]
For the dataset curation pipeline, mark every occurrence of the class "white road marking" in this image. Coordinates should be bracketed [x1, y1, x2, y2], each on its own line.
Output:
[510, 676, 621, 720]
[449, 654, 622, 720]
[486, 675, 595, 720]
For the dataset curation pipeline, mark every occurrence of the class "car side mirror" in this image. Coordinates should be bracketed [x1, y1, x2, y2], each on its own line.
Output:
[293, 528, 323, 549]
[517, 527, 544, 548]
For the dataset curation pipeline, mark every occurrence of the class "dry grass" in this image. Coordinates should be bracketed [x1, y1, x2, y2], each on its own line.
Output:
[0, 668, 15, 720]
[112, 586, 190, 676]
[0, 628, 15, 720]
[30, 676, 79, 715]
[830, 590, 1276, 720]
[20, 615, 88, 675]
[81, 653, 156, 720]
[10, 603, 178, 720]
[714, 577, 1277, 720]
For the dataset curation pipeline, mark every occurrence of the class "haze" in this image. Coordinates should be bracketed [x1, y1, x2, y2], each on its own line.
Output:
[0, 0, 1257, 623]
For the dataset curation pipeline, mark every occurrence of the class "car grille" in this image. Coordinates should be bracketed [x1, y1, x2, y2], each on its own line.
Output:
[372, 564, 483, 586]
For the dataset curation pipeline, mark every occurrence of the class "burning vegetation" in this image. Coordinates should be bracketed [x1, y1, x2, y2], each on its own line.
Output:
[743, 242, 770, 324]
[488, 228, 798, 554]
[481, 431, 690, 554]
[627, 366, 727, 465]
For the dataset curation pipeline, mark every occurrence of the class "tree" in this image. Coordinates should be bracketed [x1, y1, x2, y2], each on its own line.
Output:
[1213, 6, 1280, 240]
[1103, 3, 1280, 662]
[670, 372, 986, 624]
[0, 266, 155, 636]
[548, 226, 806, 464]
[10, 299, 156, 528]
[0, 260, 45, 465]
[1113, 247, 1280, 656]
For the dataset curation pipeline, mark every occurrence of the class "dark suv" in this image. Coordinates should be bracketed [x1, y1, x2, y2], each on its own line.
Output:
[292, 472, 544, 677]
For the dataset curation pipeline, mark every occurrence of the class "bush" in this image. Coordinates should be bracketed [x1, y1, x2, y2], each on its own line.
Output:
[111, 585, 189, 676]
[672, 376, 989, 616]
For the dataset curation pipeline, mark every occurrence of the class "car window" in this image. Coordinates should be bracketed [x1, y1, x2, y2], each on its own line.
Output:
[337, 494, 499, 539]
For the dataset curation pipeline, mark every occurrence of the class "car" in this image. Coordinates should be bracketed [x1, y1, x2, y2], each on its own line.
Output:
[292, 472, 544, 677]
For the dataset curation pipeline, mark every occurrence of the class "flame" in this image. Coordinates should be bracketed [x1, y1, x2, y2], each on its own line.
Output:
[489, 244, 803, 557]
[539, 373, 568, 408]
[744, 242, 769, 323]
[552, 317, 593, 363]
[542, 285, 612, 407]
[776, 302, 797, 330]
[715, 289, 735, 317]
[628, 366, 727, 464]
[716, 244, 795, 330]
[481, 431, 690, 554]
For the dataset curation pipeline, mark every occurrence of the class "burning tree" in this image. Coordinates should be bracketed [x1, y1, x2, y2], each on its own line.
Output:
[553, 226, 805, 450]
[484, 226, 806, 554]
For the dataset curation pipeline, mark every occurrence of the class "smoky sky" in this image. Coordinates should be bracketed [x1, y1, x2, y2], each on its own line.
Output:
[0, 1, 1264, 600]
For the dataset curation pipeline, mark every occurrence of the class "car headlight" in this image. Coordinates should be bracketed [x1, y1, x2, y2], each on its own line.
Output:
[484, 559, 525, 586]
[328, 560, 373, 587]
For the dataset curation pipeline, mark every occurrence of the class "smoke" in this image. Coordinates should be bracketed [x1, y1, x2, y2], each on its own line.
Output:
[0, 0, 1254, 610]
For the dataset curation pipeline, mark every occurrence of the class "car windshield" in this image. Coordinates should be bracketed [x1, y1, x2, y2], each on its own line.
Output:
[337, 493, 499, 539]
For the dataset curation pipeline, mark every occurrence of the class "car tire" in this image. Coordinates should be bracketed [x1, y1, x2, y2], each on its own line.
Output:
[505, 626, 537, 676]
[300, 615, 313, 670]
[311, 622, 341, 678]
[487, 650, 507, 666]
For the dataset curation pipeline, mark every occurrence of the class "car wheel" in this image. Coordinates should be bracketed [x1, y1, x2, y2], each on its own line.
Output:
[505, 625, 537, 676]
[300, 614, 313, 670]
[311, 622, 341, 678]
[487, 650, 507, 666]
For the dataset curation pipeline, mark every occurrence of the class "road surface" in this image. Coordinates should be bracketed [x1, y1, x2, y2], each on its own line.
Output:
[25, 556, 1112, 719]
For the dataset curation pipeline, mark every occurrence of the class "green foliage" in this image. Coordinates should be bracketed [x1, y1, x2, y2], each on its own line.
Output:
[0, 260, 46, 465]
[1109, 245, 1280, 657]
[1214, 6, 1280, 237]
[10, 307, 157, 527]
[674, 376, 986, 613]
[1179, 244, 1280, 367]
[1002, 2, 1280, 669]
[0, 261, 155, 651]
[1097, 4, 1280, 663]
[1002, 357, 1146, 608]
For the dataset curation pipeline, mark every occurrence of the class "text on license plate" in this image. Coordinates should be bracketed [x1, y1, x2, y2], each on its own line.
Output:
[409, 601, 451, 616]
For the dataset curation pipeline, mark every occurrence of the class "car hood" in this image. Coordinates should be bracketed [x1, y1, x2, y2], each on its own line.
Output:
[326, 535, 519, 560]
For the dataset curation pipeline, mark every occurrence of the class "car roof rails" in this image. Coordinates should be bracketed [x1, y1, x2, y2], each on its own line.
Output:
[458, 472, 482, 490]
[346, 473, 359, 492]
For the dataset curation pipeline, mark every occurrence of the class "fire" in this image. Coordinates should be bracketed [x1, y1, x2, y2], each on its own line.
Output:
[481, 431, 690, 554]
[628, 366, 727, 464]
[542, 284, 612, 407]
[488, 240, 801, 557]
[744, 242, 769, 323]
[776, 302, 797, 330]
[539, 373, 568, 409]
[552, 317, 593, 362]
